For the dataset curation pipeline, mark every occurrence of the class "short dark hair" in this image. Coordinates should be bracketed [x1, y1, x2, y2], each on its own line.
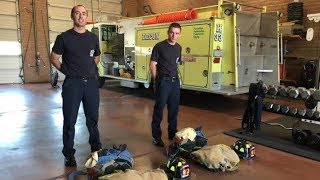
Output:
[70, 5, 87, 18]
[168, 22, 181, 32]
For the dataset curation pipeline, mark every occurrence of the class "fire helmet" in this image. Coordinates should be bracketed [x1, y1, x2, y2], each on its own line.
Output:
[231, 139, 255, 160]
[164, 157, 190, 180]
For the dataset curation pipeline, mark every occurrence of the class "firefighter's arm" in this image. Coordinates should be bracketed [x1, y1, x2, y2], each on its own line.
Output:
[50, 51, 62, 71]
[94, 56, 100, 65]
[149, 60, 157, 80]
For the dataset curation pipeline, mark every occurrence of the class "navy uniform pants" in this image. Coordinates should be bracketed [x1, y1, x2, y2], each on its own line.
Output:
[254, 96, 263, 131]
[152, 76, 180, 140]
[61, 77, 101, 157]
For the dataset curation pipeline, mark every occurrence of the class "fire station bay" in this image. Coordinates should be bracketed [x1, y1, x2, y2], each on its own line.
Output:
[0, 0, 320, 179]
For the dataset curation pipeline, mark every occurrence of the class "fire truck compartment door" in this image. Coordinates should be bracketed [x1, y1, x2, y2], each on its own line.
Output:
[178, 23, 211, 88]
[183, 57, 209, 88]
[135, 55, 150, 80]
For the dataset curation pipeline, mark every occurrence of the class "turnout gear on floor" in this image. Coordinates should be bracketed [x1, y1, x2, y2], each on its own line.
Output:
[99, 169, 168, 180]
[231, 139, 255, 160]
[167, 127, 208, 158]
[190, 144, 240, 172]
[242, 81, 265, 134]
[85, 144, 133, 177]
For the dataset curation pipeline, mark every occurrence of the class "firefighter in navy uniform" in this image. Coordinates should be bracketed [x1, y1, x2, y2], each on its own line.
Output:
[150, 23, 182, 147]
[50, 5, 102, 166]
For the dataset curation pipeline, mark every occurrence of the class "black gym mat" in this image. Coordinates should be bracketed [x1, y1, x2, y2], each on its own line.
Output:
[224, 116, 320, 161]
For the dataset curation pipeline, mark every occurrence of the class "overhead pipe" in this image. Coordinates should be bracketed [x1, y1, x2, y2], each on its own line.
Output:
[141, 9, 197, 25]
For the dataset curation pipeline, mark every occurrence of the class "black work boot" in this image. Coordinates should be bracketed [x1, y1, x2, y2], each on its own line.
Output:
[152, 138, 164, 147]
[64, 156, 77, 167]
[168, 136, 175, 141]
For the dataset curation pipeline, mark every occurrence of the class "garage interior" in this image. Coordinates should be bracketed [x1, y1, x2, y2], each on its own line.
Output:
[0, 0, 320, 179]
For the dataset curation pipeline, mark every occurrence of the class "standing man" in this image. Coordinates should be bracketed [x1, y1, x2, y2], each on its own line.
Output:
[50, 5, 102, 166]
[150, 23, 182, 147]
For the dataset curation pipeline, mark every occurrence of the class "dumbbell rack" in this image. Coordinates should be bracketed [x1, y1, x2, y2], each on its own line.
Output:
[262, 84, 320, 149]
[266, 13, 320, 119]
[261, 13, 320, 149]
[263, 85, 320, 120]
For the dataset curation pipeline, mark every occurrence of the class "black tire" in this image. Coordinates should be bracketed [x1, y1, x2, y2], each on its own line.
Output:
[98, 77, 106, 88]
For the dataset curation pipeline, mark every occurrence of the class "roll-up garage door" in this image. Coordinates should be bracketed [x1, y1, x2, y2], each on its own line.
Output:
[47, 0, 122, 79]
[0, 0, 22, 84]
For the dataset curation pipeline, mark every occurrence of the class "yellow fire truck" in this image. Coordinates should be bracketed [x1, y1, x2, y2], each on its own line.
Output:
[87, 0, 280, 95]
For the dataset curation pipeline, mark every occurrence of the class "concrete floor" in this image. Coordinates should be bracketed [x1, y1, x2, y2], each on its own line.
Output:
[0, 82, 319, 180]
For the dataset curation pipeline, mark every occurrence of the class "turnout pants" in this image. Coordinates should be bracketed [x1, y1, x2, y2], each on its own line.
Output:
[152, 76, 180, 140]
[62, 77, 101, 157]
[254, 96, 263, 131]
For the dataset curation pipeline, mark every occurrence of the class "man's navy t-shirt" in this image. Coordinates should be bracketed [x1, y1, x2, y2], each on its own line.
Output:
[151, 40, 182, 78]
[52, 29, 101, 77]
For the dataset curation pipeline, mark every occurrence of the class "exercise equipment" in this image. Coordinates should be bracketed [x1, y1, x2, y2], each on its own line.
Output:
[289, 107, 298, 116]
[306, 109, 315, 118]
[292, 119, 320, 150]
[306, 134, 320, 150]
[292, 129, 310, 145]
[278, 86, 288, 97]
[288, 87, 299, 98]
[313, 111, 320, 120]
[264, 102, 273, 111]
[300, 89, 311, 99]
[272, 104, 281, 112]
[268, 85, 278, 96]
[280, 105, 290, 114]
[305, 95, 318, 109]
[297, 108, 307, 117]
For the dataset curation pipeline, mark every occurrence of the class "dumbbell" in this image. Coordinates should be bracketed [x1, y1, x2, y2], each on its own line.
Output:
[306, 109, 315, 119]
[280, 105, 290, 114]
[305, 95, 318, 109]
[313, 111, 320, 120]
[309, 88, 316, 95]
[261, 83, 269, 94]
[289, 107, 298, 116]
[312, 90, 320, 101]
[264, 102, 273, 111]
[300, 89, 311, 99]
[278, 85, 288, 97]
[268, 85, 278, 96]
[288, 87, 299, 98]
[298, 87, 306, 94]
[292, 129, 312, 145]
[306, 133, 320, 150]
[297, 108, 307, 117]
[272, 104, 281, 112]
